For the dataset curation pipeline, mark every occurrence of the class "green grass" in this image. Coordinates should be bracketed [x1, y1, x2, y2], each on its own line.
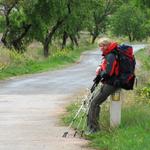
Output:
[62, 101, 150, 150]
[0, 43, 96, 80]
[88, 105, 150, 150]
[135, 48, 150, 70]
[135, 47, 150, 105]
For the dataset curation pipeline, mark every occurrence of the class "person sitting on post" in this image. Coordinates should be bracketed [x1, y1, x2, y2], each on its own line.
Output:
[87, 37, 121, 134]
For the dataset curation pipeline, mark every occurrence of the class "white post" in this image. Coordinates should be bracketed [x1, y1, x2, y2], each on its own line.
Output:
[110, 90, 122, 128]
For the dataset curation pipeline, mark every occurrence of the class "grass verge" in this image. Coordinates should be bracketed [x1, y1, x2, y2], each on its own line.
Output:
[62, 95, 150, 150]
[0, 43, 96, 80]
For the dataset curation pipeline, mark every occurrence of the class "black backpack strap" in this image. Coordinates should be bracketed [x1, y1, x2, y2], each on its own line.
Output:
[110, 49, 119, 59]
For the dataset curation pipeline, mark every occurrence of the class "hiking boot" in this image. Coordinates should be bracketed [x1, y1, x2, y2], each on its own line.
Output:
[84, 128, 100, 136]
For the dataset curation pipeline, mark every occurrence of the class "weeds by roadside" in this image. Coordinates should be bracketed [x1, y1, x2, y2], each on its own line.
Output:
[0, 43, 96, 80]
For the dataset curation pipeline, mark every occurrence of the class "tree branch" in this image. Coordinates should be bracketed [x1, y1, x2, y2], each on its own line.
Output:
[12, 24, 32, 43]
[6, 0, 18, 16]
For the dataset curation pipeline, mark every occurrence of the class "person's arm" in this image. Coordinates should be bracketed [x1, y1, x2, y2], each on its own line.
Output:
[100, 53, 117, 79]
[96, 66, 101, 76]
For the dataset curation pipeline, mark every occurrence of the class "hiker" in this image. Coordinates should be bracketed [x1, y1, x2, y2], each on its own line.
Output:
[87, 37, 135, 133]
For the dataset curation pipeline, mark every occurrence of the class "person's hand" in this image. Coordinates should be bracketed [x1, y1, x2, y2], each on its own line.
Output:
[93, 74, 101, 84]
[96, 66, 101, 76]
[100, 71, 109, 79]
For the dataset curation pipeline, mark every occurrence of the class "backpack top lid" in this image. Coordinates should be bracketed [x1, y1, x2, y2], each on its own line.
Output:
[118, 44, 133, 59]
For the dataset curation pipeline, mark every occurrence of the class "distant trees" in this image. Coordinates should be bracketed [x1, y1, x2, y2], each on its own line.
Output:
[24, 0, 71, 56]
[88, 0, 120, 43]
[0, 0, 150, 56]
[110, 3, 150, 41]
[20, 0, 92, 56]
[58, 0, 92, 49]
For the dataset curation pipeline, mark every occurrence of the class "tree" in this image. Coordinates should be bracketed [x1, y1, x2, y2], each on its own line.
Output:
[56, 0, 92, 49]
[136, 0, 150, 8]
[88, 0, 120, 43]
[0, 0, 31, 52]
[111, 4, 149, 42]
[23, 0, 72, 57]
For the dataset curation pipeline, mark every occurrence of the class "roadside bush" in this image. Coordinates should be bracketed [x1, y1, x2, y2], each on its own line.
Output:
[136, 86, 150, 105]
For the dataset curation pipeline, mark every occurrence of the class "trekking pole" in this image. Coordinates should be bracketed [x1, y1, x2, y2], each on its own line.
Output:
[80, 92, 94, 137]
[62, 99, 86, 138]
[74, 90, 94, 137]
[80, 113, 87, 137]
[73, 89, 94, 137]
[90, 75, 102, 93]
[62, 77, 102, 138]
[74, 111, 86, 137]
[80, 81, 103, 137]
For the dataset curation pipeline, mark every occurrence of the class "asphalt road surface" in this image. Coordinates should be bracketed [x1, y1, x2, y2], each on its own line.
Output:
[0, 44, 146, 150]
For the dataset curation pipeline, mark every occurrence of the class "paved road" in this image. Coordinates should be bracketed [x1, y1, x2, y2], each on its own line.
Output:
[0, 45, 146, 150]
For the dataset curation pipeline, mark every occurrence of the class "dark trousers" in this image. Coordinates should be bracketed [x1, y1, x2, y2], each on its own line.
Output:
[87, 84, 118, 131]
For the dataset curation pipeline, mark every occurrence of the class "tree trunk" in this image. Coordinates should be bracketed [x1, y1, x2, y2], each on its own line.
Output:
[61, 31, 68, 49]
[73, 36, 78, 46]
[1, 9, 11, 48]
[128, 34, 132, 42]
[92, 34, 97, 44]
[43, 19, 65, 57]
[69, 35, 74, 46]
[11, 24, 31, 51]
[43, 0, 73, 56]
[91, 26, 99, 44]
[1, 1, 18, 45]
[44, 38, 49, 57]
[69, 35, 78, 47]
[1, 29, 9, 47]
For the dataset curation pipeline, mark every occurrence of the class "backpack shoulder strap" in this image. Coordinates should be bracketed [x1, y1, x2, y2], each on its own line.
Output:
[110, 49, 119, 60]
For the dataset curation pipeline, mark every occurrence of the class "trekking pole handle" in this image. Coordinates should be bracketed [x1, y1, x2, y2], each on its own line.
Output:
[90, 76, 103, 93]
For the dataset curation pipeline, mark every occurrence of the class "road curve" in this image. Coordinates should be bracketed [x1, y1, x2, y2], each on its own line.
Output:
[0, 44, 146, 150]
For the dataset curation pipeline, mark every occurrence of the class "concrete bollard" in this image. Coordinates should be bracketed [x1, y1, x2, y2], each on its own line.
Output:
[110, 90, 121, 128]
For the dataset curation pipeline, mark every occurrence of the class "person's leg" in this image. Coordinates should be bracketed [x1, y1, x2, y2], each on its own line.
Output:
[87, 84, 118, 131]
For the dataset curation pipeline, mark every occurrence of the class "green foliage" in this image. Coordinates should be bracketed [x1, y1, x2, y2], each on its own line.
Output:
[135, 48, 150, 70]
[7, 9, 29, 50]
[56, 0, 92, 39]
[87, 0, 121, 43]
[23, 0, 68, 42]
[135, 47, 150, 105]
[111, 3, 150, 41]
[135, 0, 150, 8]
[0, 16, 5, 32]
[0, 0, 32, 51]
[1, 0, 150, 53]
[136, 86, 150, 104]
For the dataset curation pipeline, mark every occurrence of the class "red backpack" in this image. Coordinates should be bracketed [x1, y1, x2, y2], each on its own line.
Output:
[116, 44, 136, 90]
